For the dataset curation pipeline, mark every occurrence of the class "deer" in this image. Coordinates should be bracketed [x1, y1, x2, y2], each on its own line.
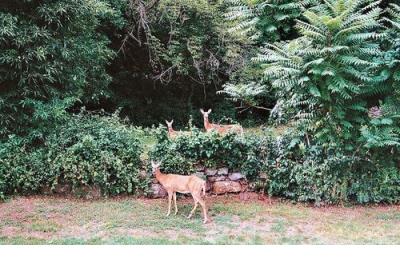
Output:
[200, 109, 243, 135]
[165, 120, 177, 138]
[151, 160, 210, 224]
[165, 119, 191, 138]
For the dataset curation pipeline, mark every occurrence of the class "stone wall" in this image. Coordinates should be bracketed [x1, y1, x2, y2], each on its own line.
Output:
[150, 166, 248, 198]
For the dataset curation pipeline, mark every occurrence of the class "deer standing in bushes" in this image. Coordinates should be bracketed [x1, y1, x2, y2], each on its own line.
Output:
[200, 109, 243, 135]
[151, 161, 210, 224]
[165, 120, 177, 138]
[165, 120, 191, 139]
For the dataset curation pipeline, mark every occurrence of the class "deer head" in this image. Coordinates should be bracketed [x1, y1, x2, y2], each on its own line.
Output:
[151, 160, 162, 174]
[200, 109, 212, 119]
[165, 120, 174, 129]
[200, 109, 213, 131]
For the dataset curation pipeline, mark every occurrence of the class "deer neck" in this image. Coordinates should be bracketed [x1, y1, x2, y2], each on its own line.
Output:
[168, 127, 175, 134]
[155, 169, 167, 184]
[203, 117, 212, 130]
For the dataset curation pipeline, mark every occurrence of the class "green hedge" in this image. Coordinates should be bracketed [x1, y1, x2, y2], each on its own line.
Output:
[2, 115, 400, 204]
[149, 128, 268, 181]
[0, 112, 148, 199]
[264, 130, 400, 205]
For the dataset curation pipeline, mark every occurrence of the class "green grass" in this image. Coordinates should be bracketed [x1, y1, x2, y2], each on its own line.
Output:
[1, 195, 400, 244]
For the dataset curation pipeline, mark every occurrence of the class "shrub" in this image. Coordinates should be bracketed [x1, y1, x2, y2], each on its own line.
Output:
[0, 136, 50, 198]
[149, 127, 268, 181]
[46, 111, 147, 196]
[264, 129, 400, 204]
[0, 111, 148, 199]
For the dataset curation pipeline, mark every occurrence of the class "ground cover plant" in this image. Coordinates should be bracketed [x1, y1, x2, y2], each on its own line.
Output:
[1, 194, 400, 245]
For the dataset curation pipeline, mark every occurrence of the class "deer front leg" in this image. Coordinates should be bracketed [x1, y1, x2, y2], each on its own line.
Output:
[166, 192, 172, 217]
[173, 192, 178, 215]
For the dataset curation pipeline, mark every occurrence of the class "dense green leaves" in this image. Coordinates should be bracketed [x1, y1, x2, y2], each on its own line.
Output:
[150, 128, 268, 180]
[0, 0, 119, 136]
[0, 111, 147, 199]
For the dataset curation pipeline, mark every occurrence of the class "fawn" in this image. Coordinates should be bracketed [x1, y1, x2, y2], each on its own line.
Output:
[200, 109, 243, 135]
[151, 161, 209, 224]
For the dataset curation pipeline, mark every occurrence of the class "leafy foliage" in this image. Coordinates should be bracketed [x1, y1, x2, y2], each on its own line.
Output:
[225, 0, 314, 44]
[0, 137, 49, 198]
[0, 111, 147, 199]
[259, 0, 388, 145]
[150, 128, 268, 180]
[110, 0, 247, 126]
[46, 110, 146, 196]
[264, 129, 400, 204]
[0, 0, 120, 137]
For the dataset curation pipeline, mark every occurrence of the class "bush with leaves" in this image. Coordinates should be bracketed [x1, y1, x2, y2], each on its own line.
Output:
[46, 111, 147, 196]
[0, 136, 49, 199]
[263, 128, 400, 204]
[0, 110, 148, 199]
[149, 127, 268, 181]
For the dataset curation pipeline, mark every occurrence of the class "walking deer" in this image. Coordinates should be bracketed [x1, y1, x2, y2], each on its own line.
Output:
[151, 161, 209, 224]
[200, 109, 243, 135]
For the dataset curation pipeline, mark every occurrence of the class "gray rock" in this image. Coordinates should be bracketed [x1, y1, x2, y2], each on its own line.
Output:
[205, 168, 217, 176]
[228, 172, 245, 181]
[195, 165, 205, 172]
[207, 176, 227, 182]
[212, 181, 242, 194]
[84, 185, 102, 199]
[150, 183, 168, 198]
[217, 167, 229, 175]
[259, 172, 268, 180]
[53, 183, 72, 194]
[73, 185, 102, 199]
[193, 172, 206, 179]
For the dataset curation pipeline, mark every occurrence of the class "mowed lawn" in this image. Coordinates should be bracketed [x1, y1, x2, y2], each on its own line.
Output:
[1, 193, 400, 245]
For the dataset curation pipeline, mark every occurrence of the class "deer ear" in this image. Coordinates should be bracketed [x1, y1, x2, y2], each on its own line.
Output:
[171, 119, 173, 124]
[200, 109, 204, 114]
[165, 120, 169, 125]
[151, 160, 155, 167]
[207, 109, 212, 113]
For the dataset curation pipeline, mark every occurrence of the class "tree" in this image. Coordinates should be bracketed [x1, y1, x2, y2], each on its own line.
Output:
[107, 0, 245, 126]
[0, 0, 121, 138]
[256, 0, 389, 147]
[220, 0, 317, 115]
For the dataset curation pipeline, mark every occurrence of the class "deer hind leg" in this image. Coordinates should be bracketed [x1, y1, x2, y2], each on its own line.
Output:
[187, 197, 199, 219]
[197, 197, 209, 224]
[173, 192, 178, 215]
[166, 192, 173, 217]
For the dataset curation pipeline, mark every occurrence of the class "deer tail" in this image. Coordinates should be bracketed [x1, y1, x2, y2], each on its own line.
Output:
[202, 182, 206, 196]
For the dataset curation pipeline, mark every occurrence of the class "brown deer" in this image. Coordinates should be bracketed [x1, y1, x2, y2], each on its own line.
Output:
[151, 161, 209, 224]
[165, 120, 191, 139]
[200, 109, 243, 135]
[165, 120, 177, 138]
